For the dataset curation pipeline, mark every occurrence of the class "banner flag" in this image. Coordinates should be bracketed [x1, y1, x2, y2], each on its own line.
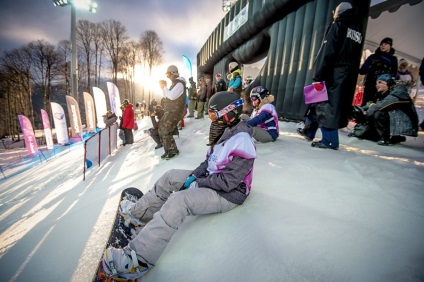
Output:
[17, 115, 38, 155]
[182, 55, 192, 80]
[107, 82, 122, 118]
[93, 87, 107, 128]
[65, 96, 83, 140]
[51, 102, 70, 145]
[83, 92, 96, 133]
[41, 109, 54, 149]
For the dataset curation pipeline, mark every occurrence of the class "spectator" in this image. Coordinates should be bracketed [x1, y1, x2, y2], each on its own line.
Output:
[187, 77, 197, 118]
[158, 65, 186, 160]
[243, 86, 279, 143]
[362, 74, 418, 145]
[204, 76, 214, 115]
[419, 57, 424, 130]
[359, 37, 398, 106]
[195, 77, 206, 119]
[396, 58, 415, 90]
[243, 76, 254, 89]
[300, 2, 363, 150]
[121, 99, 135, 145]
[215, 73, 227, 93]
[227, 61, 243, 94]
[102, 110, 117, 127]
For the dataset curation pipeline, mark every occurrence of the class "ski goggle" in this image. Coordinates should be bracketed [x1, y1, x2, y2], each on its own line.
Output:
[208, 99, 244, 123]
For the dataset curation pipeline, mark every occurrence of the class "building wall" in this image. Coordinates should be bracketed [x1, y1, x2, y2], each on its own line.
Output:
[197, 0, 371, 120]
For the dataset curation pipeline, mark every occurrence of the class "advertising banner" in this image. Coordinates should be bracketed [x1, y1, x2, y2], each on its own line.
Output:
[83, 92, 96, 133]
[41, 109, 54, 149]
[51, 102, 69, 145]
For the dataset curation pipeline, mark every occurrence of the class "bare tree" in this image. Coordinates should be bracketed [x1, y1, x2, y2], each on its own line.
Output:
[0, 46, 33, 139]
[139, 30, 164, 102]
[102, 20, 129, 84]
[28, 40, 61, 120]
[77, 20, 95, 93]
[56, 40, 71, 96]
[119, 40, 141, 101]
[91, 22, 104, 88]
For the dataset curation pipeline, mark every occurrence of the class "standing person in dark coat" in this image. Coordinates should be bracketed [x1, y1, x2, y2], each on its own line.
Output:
[419, 57, 424, 130]
[301, 2, 363, 150]
[187, 77, 197, 118]
[122, 99, 135, 145]
[214, 73, 227, 93]
[359, 37, 398, 106]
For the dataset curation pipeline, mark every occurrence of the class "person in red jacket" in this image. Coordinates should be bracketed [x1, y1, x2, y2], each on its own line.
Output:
[122, 99, 135, 145]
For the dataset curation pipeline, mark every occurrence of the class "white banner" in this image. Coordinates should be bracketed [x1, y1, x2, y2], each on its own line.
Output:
[83, 92, 97, 133]
[107, 82, 122, 118]
[51, 102, 69, 145]
[93, 87, 107, 128]
[66, 95, 83, 140]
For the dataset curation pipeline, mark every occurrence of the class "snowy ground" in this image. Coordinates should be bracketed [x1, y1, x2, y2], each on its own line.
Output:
[0, 94, 424, 282]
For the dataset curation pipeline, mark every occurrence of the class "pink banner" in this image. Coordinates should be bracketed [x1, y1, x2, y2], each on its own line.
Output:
[41, 109, 54, 149]
[18, 115, 38, 155]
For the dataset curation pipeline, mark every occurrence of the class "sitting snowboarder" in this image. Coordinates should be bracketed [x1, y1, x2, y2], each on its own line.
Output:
[101, 92, 256, 279]
[356, 74, 418, 145]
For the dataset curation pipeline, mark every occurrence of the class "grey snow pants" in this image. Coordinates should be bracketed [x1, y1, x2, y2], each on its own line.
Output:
[128, 169, 238, 267]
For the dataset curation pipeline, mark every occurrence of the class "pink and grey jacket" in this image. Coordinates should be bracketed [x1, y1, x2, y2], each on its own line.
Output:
[191, 121, 256, 205]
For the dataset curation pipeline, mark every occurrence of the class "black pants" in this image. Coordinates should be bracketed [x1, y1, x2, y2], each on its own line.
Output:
[373, 111, 390, 140]
[124, 128, 134, 144]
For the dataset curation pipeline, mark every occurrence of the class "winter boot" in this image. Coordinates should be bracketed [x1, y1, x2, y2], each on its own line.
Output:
[297, 124, 312, 141]
[119, 200, 143, 226]
[102, 247, 148, 279]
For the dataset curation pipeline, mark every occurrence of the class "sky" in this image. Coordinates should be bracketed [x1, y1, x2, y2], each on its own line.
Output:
[0, 0, 226, 75]
[0, 89, 423, 281]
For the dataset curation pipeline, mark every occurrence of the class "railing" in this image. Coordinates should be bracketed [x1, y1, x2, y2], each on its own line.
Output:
[83, 123, 118, 180]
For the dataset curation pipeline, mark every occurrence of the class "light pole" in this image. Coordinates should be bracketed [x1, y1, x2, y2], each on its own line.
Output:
[53, 0, 97, 100]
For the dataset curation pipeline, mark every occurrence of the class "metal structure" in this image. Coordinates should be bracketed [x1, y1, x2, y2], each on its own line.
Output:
[53, 0, 97, 100]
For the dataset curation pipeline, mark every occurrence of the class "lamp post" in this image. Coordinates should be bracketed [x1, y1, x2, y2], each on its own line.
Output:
[53, 0, 97, 100]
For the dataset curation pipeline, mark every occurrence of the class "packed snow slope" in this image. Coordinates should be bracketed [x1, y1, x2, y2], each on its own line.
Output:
[0, 99, 424, 281]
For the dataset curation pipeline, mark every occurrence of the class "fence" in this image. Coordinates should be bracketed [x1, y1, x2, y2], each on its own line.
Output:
[83, 123, 118, 180]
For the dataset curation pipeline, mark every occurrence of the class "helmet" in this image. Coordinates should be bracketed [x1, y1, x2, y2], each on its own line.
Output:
[333, 2, 352, 20]
[122, 99, 129, 105]
[250, 86, 269, 101]
[208, 91, 244, 125]
[166, 65, 179, 75]
[228, 62, 239, 72]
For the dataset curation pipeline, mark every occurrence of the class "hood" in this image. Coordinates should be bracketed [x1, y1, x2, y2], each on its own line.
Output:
[258, 94, 275, 109]
[390, 84, 411, 100]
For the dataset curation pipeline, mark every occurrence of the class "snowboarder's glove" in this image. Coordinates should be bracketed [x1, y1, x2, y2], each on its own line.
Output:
[312, 81, 324, 91]
[183, 175, 196, 188]
[188, 181, 198, 189]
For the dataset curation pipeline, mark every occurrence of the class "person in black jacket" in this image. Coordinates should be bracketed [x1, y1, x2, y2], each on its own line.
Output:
[359, 37, 398, 106]
[300, 2, 363, 150]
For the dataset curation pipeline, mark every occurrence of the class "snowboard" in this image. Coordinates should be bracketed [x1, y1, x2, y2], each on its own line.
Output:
[93, 187, 148, 282]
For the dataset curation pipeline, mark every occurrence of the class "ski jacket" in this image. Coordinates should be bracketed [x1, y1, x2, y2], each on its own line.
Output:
[191, 121, 256, 205]
[366, 84, 418, 137]
[122, 104, 135, 129]
[103, 113, 117, 127]
[247, 95, 279, 141]
[215, 78, 227, 93]
[312, 10, 363, 129]
[163, 77, 186, 117]
[228, 69, 242, 94]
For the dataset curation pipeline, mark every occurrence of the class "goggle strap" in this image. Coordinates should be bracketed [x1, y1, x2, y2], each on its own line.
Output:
[216, 99, 244, 119]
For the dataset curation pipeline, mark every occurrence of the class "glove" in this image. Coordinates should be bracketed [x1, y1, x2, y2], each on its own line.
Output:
[313, 82, 324, 91]
[183, 175, 196, 188]
[188, 181, 198, 189]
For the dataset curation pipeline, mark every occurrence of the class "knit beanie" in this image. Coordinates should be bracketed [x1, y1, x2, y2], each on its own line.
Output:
[380, 37, 393, 46]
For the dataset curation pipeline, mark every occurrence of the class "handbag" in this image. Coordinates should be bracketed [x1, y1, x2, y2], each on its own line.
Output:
[303, 81, 328, 104]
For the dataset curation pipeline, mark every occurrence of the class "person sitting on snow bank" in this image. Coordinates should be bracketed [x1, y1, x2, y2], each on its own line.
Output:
[359, 74, 418, 146]
[101, 91, 256, 280]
